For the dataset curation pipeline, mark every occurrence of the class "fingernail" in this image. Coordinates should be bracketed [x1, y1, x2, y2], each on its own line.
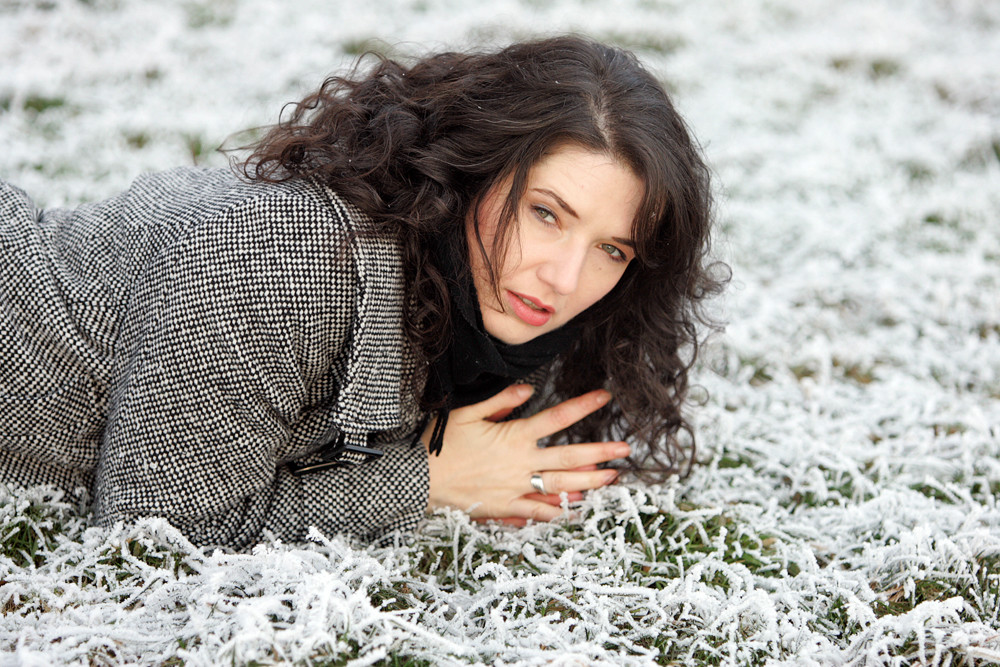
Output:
[518, 385, 534, 398]
[603, 470, 619, 485]
[614, 443, 631, 458]
[595, 390, 611, 406]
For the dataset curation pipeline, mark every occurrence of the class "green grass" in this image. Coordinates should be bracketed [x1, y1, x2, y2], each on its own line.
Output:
[1, 494, 66, 568]
[22, 95, 67, 114]
[596, 31, 686, 55]
[341, 37, 400, 58]
[829, 56, 902, 80]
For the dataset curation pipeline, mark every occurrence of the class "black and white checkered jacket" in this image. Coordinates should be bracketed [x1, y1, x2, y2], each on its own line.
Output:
[0, 167, 429, 549]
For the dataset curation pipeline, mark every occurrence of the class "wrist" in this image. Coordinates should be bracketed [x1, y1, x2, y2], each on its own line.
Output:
[424, 448, 450, 511]
[421, 418, 448, 510]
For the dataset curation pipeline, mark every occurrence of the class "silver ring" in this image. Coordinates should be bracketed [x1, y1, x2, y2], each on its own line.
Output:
[530, 473, 547, 495]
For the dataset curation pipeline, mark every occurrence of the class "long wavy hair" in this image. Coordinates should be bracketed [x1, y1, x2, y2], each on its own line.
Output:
[241, 35, 727, 478]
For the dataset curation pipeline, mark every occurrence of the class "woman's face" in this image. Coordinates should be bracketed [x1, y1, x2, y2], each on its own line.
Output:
[467, 144, 644, 345]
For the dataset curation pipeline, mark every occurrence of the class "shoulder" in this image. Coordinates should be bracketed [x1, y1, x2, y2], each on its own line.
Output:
[131, 174, 409, 376]
[119, 169, 408, 363]
[171, 170, 398, 269]
[118, 166, 374, 241]
[228, 177, 406, 305]
[0, 178, 34, 212]
[133, 169, 400, 292]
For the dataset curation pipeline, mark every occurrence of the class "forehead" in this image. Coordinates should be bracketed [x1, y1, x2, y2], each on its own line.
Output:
[524, 144, 644, 231]
[529, 143, 633, 179]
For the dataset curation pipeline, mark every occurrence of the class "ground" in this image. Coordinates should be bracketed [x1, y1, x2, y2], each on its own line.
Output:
[1, 0, 999, 664]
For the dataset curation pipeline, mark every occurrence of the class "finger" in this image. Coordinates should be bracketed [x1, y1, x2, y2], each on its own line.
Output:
[524, 389, 611, 440]
[486, 407, 514, 422]
[474, 517, 529, 526]
[505, 497, 565, 522]
[526, 491, 584, 506]
[536, 441, 631, 472]
[528, 469, 618, 496]
[455, 384, 534, 422]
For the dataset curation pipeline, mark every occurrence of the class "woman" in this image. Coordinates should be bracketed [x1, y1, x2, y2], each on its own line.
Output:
[0, 36, 722, 549]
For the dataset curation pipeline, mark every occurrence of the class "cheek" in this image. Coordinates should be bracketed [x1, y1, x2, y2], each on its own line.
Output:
[505, 211, 561, 271]
[465, 218, 493, 280]
[498, 230, 527, 279]
[474, 219, 527, 283]
[578, 261, 629, 308]
[466, 201, 509, 278]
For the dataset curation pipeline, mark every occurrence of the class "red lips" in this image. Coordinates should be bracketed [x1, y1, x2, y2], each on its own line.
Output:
[506, 290, 553, 327]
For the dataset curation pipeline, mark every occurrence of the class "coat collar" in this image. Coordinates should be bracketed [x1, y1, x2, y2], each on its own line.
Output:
[313, 185, 422, 439]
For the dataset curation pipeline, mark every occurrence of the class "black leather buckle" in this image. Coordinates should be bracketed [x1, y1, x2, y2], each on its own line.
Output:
[288, 432, 384, 476]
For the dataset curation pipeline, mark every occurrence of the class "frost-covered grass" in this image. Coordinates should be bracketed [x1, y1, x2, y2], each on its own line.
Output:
[2, 0, 999, 665]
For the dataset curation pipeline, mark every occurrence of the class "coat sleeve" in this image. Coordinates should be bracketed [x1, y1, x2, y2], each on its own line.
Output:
[92, 188, 428, 549]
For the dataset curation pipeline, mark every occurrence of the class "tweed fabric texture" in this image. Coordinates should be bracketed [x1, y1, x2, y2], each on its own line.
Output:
[0, 167, 429, 549]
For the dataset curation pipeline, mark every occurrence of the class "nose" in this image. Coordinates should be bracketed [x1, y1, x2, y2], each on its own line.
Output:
[537, 243, 587, 296]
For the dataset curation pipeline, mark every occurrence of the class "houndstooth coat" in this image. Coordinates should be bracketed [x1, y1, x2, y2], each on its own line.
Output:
[0, 167, 430, 549]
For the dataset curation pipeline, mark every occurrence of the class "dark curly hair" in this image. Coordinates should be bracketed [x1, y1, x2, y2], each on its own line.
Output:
[241, 35, 727, 479]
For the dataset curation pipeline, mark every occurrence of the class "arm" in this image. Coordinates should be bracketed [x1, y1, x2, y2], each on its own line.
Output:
[93, 187, 427, 549]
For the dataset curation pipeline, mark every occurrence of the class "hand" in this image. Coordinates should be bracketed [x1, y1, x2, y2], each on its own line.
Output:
[424, 384, 631, 524]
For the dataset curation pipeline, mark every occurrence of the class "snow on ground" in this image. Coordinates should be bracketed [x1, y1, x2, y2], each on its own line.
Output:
[1, 0, 999, 664]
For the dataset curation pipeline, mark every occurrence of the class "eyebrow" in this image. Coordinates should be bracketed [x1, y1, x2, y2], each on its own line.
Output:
[533, 188, 579, 219]
[532, 187, 637, 250]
